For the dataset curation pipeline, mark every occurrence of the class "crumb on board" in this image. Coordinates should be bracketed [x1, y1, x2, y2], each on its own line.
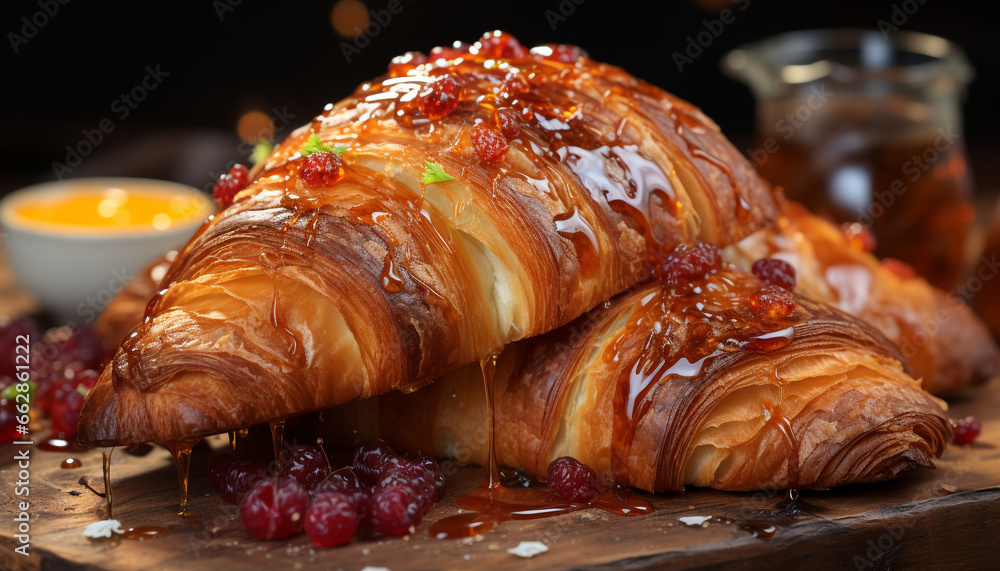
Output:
[82, 519, 124, 538]
[507, 541, 549, 558]
[678, 515, 712, 527]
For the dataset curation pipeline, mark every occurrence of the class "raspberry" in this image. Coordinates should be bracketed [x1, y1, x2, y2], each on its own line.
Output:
[494, 108, 521, 138]
[376, 460, 438, 513]
[240, 476, 309, 540]
[546, 457, 604, 503]
[212, 163, 249, 208]
[476, 31, 528, 59]
[305, 491, 361, 547]
[751, 258, 797, 291]
[207, 453, 238, 492]
[217, 459, 269, 504]
[314, 468, 371, 525]
[352, 441, 404, 487]
[951, 416, 982, 445]
[299, 151, 344, 187]
[470, 123, 509, 163]
[419, 75, 461, 120]
[660, 243, 722, 288]
[407, 454, 446, 502]
[749, 285, 796, 319]
[370, 484, 423, 536]
[279, 445, 331, 491]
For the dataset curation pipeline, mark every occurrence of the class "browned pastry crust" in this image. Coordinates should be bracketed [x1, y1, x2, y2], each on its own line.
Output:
[79, 33, 776, 447]
[723, 200, 999, 395]
[93, 252, 177, 347]
[356, 268, 951, 493]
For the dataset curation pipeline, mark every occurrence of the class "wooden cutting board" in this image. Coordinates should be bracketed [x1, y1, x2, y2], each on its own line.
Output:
[2, 378, 999, 571]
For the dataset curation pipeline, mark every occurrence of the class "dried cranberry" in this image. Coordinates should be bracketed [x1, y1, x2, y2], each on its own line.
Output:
[314, 468, 371, 525]
[749, 285, 796, 319]
[352, 441, 404, 487]
[751, 258, 797, 291]
[305, 490, 360, 547]
[842, 222, 876, 253]
[537, 44, 589, 64]
[370, 484, 424, 536]
[240, 476, 309, 540]
[419, 75, 461, 120]
[547, 457, 604, 503]
[299, 152, 344, 187]
[951, 416, 982, 445]
[882, 258, 917, 280]
[495, 108, 521, 138]
[218, 459, 269, 504]
[477, 31, 528, 59]
[212, 163, 249, 208]
[470, 123, 509, 163]
[660, 243, 722, 288]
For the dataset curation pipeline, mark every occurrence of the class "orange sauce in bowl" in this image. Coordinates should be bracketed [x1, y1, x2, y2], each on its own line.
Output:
[11, 187, 210, 232]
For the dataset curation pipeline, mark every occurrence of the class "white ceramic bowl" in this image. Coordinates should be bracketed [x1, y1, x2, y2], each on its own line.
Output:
[0, 178, 215, 324]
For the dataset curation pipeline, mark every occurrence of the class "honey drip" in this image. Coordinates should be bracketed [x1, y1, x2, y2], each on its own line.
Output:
[270, 420, 285, 472]
[167, 443, 195, 517]
[123, 525, 167, 540]
[102, 448, 114, 518]
[480, 353, 500, 488]
[429, 480, 652, 539]
[228, 430, 238, 454]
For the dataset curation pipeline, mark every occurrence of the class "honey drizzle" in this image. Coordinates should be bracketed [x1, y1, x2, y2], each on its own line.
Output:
[480, 353, 500, 488]
[270, 420, 286, 472]
[167, 442, 196, 517]
[429, 481, 652, 539]
[228, 430, 237, 454]
[102, 448, 114, 518]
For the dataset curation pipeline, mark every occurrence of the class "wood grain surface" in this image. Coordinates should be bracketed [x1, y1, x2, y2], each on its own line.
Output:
[2, 377, 998, 571]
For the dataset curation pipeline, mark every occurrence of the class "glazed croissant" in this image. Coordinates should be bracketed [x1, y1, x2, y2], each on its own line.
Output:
[345, 258, 951, 492]
[723, 200, 999, 395]
[79, 32, 776, 446]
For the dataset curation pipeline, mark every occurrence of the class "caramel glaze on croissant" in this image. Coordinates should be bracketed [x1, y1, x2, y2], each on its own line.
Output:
[79, 32, 777, 446]
[346, 263, 951, 493]
[724, 200, 999, 396]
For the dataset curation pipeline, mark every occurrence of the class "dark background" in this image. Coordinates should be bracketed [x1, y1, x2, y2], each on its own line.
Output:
[1, 0, 997, 195]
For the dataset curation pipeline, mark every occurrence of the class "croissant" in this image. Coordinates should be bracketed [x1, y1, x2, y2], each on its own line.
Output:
[723, 200, 999, 395]
[342, 255, 951, 492]
[78, 32, 777, 447]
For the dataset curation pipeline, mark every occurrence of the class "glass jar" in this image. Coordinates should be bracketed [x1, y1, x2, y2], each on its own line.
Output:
[722, 29, 975, 290]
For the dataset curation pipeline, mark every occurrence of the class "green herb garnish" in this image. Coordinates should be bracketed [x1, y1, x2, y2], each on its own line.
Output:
[301, 133, 346, 157]
[250, 140, 273, 165]
[422, 161, 455, 184]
